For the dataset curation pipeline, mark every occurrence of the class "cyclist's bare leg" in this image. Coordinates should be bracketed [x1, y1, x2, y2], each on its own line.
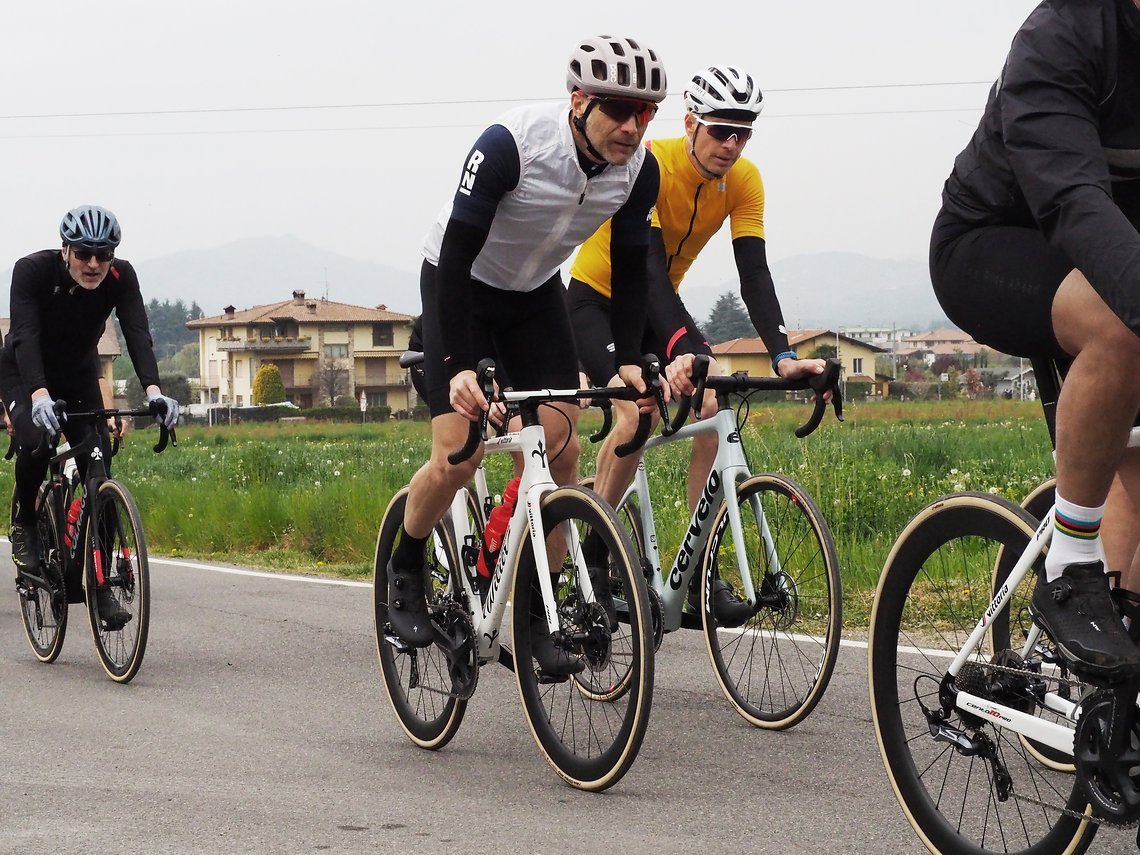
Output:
[404, 411, 485, 539]
[1103, 449, 1140, 590]
[685, 386, 720, 511]
[1052, 269, 1140, 510]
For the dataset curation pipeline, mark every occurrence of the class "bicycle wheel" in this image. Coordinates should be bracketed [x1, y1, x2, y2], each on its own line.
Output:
[374, 486, 468, 750]
[1020, 477, 1056, 524]
[700, 473, 841, 729]
[85, 480, 150, 683]
[869, 492, 1096, 855]
[17, 484, 68, 662]
[511, 485, 653, 791]
[574, 477, 652, 703]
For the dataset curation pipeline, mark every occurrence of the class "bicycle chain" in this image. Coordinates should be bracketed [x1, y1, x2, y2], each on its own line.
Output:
[963, 659, 1137, 829]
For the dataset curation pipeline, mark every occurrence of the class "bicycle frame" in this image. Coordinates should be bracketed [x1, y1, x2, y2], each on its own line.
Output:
[618, 404, 764, 632]
[441, 400, 602, 665]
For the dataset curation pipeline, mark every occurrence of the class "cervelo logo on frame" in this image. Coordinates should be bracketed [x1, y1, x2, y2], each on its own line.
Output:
[458, 150, 486, 196]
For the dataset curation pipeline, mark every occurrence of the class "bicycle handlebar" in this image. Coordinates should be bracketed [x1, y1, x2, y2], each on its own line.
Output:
[587, 398, 613, 444]
[667, 355, 844, 439]
[30, 400, 177, 457]
[448, 357, 664, 465]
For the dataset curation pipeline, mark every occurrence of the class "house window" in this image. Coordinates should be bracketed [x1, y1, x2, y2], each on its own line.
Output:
[853, 357, 863, 375]
[235, 359, 245, 377]
[372, 323, 394, 347]
[276, 320, 298, 337]
[236, 395, 244, 407]
[367, 390, 388, 407]
[323, 344, 349, 359]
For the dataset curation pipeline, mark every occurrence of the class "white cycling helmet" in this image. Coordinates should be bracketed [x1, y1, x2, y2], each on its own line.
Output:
[684, 66, 763, 117]
[566, 35, 668, 104]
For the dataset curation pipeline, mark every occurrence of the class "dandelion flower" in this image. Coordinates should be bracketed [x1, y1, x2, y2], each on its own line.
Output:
[902, 468, 911, 477]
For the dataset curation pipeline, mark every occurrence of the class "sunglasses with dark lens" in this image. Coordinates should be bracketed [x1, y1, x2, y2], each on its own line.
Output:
[592, 96, 658, 126]
[71, 248, 114, 263]
[694, 116, 754, 144]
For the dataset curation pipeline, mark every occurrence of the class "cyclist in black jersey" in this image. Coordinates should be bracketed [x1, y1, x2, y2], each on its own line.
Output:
[930, 0, 1140, 680]
[3, 205, 179, 630]
[385, 37, 667, 674]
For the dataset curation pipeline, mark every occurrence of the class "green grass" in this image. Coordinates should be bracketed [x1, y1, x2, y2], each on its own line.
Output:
[0, 398, 1055, 619]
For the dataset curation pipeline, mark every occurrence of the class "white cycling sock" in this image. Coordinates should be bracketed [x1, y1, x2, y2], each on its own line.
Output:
[1043, 492, 1106, 583]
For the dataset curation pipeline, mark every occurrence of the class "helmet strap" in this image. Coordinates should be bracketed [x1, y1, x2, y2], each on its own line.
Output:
[572, 100, 609, 164]
[687, 126, 719, 180]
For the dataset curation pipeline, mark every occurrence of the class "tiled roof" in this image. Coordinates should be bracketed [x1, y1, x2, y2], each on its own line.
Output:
[188, 294, 414, 327]
[712, 329, 885, 355]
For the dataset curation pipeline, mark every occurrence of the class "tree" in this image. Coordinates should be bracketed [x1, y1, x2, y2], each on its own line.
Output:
[252, 363, 286, 404]
[125, 374, 192, 408]
[702, 291, 754, 344]
[808, 343, 837, 360]
[313, 358, 349, 407]
[158, 342, 200, 379]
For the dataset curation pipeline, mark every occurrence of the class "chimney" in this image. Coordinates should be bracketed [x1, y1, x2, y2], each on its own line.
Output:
[306, 300, 317, 314]
[223, 305, 235, 319]
[376, 304, 387, 311]
[292, 289, 305, 306]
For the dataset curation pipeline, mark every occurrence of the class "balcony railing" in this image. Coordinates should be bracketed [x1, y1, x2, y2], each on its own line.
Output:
[217, 336, 312, 352]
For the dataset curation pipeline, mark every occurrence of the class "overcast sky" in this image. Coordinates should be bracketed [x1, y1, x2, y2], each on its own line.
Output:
[3, 0, 1041, 300]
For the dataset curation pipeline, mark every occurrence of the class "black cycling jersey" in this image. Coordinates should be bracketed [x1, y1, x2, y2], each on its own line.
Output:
[3, 249, 160, 391]
[939, 0, 1140, 334]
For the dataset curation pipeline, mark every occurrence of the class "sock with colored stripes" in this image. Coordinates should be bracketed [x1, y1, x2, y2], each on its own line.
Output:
[1043, 493, 1105, 583]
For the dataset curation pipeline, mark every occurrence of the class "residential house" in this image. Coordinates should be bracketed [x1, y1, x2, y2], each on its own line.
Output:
[0, 318, 121, 393]
[711, 329, 890, 397]
[898, 327, 989, 365]
[188, 290, 416, 410]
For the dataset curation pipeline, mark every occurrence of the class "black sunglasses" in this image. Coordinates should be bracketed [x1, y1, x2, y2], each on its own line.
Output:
[70, 248, 114, 263]
[590, 96, 658, 127]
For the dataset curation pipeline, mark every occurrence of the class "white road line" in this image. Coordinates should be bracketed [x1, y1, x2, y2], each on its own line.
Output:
[149, 557, 371, 588]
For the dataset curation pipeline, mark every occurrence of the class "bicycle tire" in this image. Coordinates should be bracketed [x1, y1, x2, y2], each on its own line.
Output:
[85, 480, 150, 683]
[574, 476, 648, 703]
[1020, 477, 1056, 526]
[374, 486, 468, 750]
[17, 484, 68, 662]
[700, 473, 842, 729]
[511, 485, 653, 791]
[868, 492, 1096, 855]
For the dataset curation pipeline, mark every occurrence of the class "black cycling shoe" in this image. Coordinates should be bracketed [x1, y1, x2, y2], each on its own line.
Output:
[386, 560, 434, 648]
[688, 577, 755, 628]
[529, 618, 585, 679]
[9, 523, 39, 572]
[1030, 561, 1140, 683]
[587, 564, 619, 632]
[95, 586, 132, 631]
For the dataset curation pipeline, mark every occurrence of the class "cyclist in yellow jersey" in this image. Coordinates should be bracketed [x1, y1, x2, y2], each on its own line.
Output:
[568, 66, 827, 620]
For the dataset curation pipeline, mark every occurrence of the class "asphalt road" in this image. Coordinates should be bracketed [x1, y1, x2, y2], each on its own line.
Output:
[1, 550, 1136, 855]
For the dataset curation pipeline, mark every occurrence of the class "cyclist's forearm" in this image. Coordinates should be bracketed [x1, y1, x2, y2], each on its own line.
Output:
[734, 236, 790, 358]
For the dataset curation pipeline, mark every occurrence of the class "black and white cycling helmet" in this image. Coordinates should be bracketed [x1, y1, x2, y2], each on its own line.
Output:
[684, 66, 764, 117]
[566, 35, 668, 104]
[60, 204, 121, 250]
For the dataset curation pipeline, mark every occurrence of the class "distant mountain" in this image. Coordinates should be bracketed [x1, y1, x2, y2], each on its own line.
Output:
[1, 242, 949, 332]
[135, 236, 422, 317]
[682, 252, 950, 332]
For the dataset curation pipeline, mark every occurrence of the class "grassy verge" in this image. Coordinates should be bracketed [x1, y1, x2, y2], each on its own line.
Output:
[0, 398, 1054, 623]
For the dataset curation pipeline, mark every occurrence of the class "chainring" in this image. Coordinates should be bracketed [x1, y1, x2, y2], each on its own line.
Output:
[1073, 690, 1140, 824]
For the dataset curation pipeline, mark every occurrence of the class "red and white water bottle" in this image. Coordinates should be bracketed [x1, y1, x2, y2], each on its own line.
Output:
[64, 498, 81, 548]
[478, 477, 520, 578]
